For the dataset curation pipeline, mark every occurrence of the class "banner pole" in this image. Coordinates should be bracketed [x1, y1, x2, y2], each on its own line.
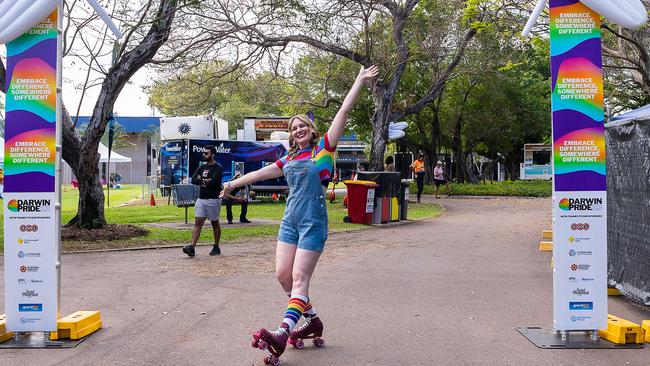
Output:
[55, 0, 64, 325]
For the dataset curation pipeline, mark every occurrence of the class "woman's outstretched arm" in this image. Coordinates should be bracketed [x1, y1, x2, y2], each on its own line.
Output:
[220, 163, 283, 198]
[327, 65, 379, 147]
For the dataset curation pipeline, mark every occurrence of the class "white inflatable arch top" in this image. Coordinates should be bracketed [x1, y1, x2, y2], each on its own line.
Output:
[0, 0, 59, 44]
[522, 0, 648, 36]
[0, 0, 122, 45]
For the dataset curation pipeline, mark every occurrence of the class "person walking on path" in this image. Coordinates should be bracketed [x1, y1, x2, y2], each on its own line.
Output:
[433, 160, 451, 198]
[221, 65, 379, 365]
[411, 154, 426, 203]
[182, 145, 223, 257]
[222, 172, 251, 224]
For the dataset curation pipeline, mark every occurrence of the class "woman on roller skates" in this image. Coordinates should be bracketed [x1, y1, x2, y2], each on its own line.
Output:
[221, 65, 379, 365]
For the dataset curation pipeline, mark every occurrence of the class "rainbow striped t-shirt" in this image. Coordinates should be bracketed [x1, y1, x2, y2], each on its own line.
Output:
[275, 133, 336, 186]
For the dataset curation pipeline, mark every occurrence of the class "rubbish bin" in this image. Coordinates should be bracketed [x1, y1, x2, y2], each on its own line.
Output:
[400, 179, 411, 220]
[343, 180, 379, 225]
[356, 172, 401, 224]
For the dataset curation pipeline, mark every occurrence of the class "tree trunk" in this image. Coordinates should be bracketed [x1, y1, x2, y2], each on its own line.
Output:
[369, 89, 391, 171]
[453, 114, 465, 182]
[60, 0, 178, 229]
[72, 157, 106, 229]
[61, 107, 106, 228]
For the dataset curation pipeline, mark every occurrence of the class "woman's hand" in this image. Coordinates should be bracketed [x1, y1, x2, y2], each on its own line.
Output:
[356, 65, 379, 85]
[220, 181, 232, 199]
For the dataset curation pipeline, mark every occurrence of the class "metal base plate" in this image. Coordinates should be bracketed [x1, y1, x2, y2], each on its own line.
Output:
[516, 327, 644, 349]
[0, 332, 89, 349]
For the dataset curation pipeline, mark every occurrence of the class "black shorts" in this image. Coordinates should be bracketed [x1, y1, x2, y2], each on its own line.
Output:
[434, 179, 447, 187]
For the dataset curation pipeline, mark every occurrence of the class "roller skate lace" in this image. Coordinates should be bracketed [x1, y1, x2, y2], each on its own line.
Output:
[271, 326, 289, 337]
[294, 319, 313, 333]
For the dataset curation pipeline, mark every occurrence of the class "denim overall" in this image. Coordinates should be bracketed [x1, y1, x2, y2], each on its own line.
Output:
[278, 148, 328, 251]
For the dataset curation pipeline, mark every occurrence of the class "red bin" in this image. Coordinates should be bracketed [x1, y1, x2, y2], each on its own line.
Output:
[343, 180, 378, 225]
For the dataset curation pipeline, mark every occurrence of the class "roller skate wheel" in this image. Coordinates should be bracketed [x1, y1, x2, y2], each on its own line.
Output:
[264, 355, 280, 366]
[251, 339, 258, 348]
[293, 338, 305, 349]
[258, 340, 268, 350]
[313, 337, 325, 347]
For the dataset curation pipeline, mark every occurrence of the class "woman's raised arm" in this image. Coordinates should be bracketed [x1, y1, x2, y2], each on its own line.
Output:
[327, 65, 379, 147]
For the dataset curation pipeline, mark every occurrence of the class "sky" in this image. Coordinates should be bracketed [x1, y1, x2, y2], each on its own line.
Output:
[61, 64, 158, 118]
[60, 1, 160, 118]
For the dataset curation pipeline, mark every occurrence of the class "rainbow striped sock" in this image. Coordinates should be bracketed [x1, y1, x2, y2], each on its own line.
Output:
[286, 292, 317, 319]
[282, 294, 309, 331]
[303, 301, 317, 318]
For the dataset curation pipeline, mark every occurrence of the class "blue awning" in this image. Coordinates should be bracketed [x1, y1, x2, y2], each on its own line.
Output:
[74, 116, 160, 133]
[609, 104, 650, 124]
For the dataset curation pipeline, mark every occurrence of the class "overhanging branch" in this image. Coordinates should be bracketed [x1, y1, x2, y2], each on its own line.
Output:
[389, 28, 477, 121]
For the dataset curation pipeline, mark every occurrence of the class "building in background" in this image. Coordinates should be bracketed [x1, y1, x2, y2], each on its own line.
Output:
[336, 134, 367, 180]
[520, 143, 552, 180]
[64, 116, 161, 184]
[239, 116, 290, 141]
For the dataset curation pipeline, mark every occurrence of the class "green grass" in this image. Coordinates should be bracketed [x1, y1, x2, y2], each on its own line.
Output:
[411, 180, 552, 197]
[0, 184, 442, 251]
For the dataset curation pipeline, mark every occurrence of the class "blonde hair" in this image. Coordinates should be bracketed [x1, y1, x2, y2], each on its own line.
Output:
[287, 115, 318, 159]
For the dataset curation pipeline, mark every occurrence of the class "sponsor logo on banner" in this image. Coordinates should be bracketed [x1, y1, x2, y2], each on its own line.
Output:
[17, 237, 39, 245]
[581, 277, 594, 282]
[569, 302, 593, 310]
[22, 289, 39, 298]
[570, 264, 591, 271]
[572, 288, 590, 296]
[20, 318, 41, 324]
[569, 236, 590, 244]
[571, 223, 590, 231]
[19, 265, 39, 273]
[570, 316, 592, 322]
[18, 251, 41, 258]
[18, 304, 43, 312]
[19, 224, 39, 232]
[569, 276, 578, 282]
[558, 198, 603, 211]
[7, 199, 51, 212]
[192, 143, 231, 154]
[569, 249, 592, 256]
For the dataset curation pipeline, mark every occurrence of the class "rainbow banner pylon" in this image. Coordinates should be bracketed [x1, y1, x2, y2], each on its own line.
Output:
[550, 0, 607, 332]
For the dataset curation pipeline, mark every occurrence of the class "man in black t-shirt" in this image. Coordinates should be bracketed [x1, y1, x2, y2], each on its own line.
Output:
[182, 145, 223, 257]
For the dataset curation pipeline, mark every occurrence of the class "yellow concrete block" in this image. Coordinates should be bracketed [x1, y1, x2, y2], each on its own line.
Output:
[598, 314, 644, 344]
[607, 287, 622, 296]
[550, 257, 554, 269]
[642, 320, 650, 343]
[50, 311, 102, 340]
[539, 241, 553, 252]
[0, 314, 14, 344]
[542, 230, 553, 240]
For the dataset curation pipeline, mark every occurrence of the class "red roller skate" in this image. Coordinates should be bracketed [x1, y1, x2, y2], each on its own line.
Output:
[251, 325, 289, 365]
[288, 317, 325, 349]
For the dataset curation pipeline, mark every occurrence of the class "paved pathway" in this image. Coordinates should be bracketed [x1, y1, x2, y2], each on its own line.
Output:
[1, 197, 649, 365]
